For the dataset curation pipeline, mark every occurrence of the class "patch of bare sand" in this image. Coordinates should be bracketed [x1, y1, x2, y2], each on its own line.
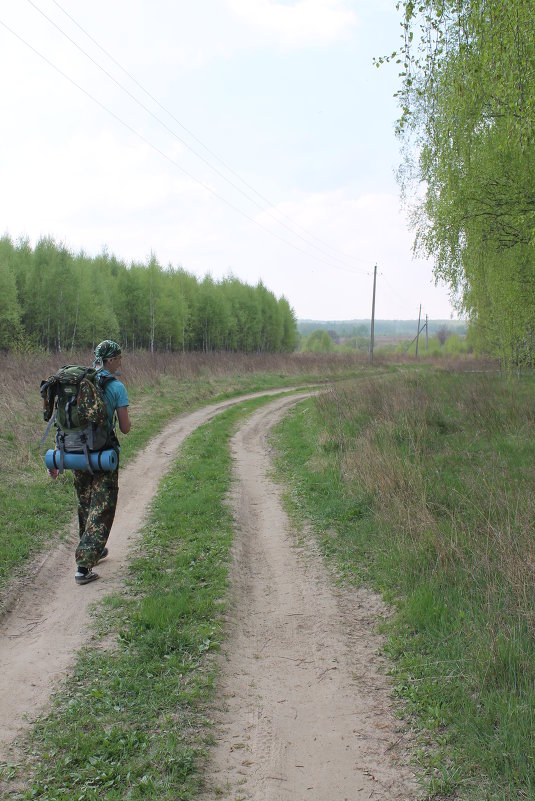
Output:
[0, 388, 304, 763]
[202, 396, 417, 801]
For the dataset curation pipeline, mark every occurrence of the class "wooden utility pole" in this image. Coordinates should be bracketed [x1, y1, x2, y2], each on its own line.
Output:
[415, 303, 422, 358]
[425, 314, 429, 351]
[369, 264, 377, 365]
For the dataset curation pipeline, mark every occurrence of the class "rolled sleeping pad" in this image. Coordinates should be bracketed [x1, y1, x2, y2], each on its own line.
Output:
[45, 448, 118, 472]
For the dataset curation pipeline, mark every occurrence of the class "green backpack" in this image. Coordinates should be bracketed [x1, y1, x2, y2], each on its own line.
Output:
[40, 365, 117, 473]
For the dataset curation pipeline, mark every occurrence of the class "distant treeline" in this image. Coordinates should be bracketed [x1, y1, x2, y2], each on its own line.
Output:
[0, 236, 298, 353]
[297, 319, 467, 339]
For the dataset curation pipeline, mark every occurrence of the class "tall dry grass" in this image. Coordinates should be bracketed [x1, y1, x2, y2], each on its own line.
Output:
[0, 348, 365, 600]
[0, 348, 494, 483]
[0, 349, 364, 471]
[314, 370, 535, 631]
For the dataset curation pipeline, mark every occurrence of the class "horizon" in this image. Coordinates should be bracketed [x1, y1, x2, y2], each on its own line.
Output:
[297, 317, 465, 323]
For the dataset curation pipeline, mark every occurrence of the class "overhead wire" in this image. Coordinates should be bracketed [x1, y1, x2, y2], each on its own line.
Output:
[50, 0, 368, 267]
[0, 15, 369, 276]
[24, 0, 369, 273]
[379, 270, 419, 311]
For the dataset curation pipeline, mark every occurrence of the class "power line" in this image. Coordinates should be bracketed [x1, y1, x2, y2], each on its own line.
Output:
[50, 0, 366, 266]
[27, 0, 368, 272]
[0, 15, 367, 275]
[379, 272, 415, 308]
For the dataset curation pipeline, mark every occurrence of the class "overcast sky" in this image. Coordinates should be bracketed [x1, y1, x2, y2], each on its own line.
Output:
[0, 0, 458, 321]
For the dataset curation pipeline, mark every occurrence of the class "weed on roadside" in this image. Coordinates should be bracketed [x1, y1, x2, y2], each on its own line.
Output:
[273, 369, 535, 800]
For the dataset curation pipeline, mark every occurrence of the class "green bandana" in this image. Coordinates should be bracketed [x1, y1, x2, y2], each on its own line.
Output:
[94, 340, 122, 363]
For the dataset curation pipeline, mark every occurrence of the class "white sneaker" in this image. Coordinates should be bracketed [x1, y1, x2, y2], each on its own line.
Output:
[75, 567, 99, 585]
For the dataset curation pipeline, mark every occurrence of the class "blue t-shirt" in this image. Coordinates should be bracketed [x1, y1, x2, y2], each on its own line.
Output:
[98, 370, 129, 430]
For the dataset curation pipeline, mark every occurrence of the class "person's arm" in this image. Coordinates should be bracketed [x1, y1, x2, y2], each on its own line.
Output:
[117, 405, 131, 434]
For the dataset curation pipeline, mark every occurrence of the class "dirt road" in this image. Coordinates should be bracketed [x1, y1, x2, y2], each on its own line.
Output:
[0, 389, 299, 758]
[0, 390, 416, 800]
[203, 396, 416, 800]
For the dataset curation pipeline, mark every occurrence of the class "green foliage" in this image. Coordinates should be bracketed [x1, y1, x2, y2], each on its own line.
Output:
[398, 333, 470, 357]
[0, 474, 75, 591]
[0, 239, 22, 348]
[0, 236, 298, 354]
[391, 0, 535, 370]
[442, 332, 465, 355]
[302, 329, 334, 353]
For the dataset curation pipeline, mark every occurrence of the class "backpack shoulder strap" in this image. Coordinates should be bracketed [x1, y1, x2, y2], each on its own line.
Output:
[40, 376, 57, 397]
[97, 371, 119, 386]
[41, 411, 57, 446]
[40, 374, 59, 443]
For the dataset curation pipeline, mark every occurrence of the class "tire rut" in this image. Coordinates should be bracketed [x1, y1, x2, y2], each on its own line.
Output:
[202, 395, 417, 801]
[0, 388, 303, 761]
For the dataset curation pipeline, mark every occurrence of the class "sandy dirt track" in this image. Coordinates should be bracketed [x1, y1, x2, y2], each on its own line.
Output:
[202, 396, 416, 801]
[1, 389, 416, 801]
[0, 388, 303, 761]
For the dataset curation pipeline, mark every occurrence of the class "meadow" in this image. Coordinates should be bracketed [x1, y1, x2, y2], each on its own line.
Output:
[3, 349, 533, 800]
[0, 348, 365, 603]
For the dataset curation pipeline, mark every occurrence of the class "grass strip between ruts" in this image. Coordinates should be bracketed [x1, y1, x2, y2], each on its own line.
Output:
[2, 392, 281, 801]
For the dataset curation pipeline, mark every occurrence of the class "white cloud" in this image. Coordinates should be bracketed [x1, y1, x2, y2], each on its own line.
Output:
[0, 0, 455, 320]
[225, 0, 357, 47]
[251, 189, 451, 319]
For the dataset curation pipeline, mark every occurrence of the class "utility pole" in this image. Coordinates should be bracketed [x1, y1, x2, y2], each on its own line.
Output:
[425, 314, 429, 351]
[415, 303, 422, 358]
[369, 264, 377, 365]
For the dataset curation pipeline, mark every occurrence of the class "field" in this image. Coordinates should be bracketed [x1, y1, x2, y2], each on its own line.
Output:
[1, 349, 534, 800]
[0, 349, 358, 603]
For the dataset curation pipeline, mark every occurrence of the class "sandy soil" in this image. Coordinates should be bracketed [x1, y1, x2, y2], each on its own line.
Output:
[1, 389, 417, 801]
[0, 388, 301, 761]
[202, 396, 417, 801]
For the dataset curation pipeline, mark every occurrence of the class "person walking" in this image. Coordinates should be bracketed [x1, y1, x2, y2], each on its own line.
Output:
[48, 340, 131, 585]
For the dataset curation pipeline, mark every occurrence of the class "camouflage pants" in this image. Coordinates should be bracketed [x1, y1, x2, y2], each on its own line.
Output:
[74, 469, 119, 568]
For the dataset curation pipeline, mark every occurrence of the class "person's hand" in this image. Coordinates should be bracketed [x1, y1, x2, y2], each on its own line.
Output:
[47, 468, 59, 479]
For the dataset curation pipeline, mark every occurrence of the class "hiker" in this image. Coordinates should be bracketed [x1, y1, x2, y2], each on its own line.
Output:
[47, 340, 131, 585]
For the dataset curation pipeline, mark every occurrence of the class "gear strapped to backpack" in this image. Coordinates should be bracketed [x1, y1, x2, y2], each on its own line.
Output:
[40, 365, 118, 474]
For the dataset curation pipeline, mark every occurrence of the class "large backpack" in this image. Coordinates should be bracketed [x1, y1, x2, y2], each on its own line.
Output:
[40, 365, 118, 473]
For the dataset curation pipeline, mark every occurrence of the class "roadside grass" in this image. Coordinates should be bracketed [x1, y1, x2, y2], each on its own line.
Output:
[0, 350, 357, 605]
[1, 392, 277, 800]
[272, 369, 535, 800]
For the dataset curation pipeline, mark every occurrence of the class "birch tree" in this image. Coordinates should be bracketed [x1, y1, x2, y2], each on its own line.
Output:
[390, 0, 535, 367]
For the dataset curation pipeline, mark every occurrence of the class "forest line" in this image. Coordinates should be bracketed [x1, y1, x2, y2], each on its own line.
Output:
[0, 235, 298, 354]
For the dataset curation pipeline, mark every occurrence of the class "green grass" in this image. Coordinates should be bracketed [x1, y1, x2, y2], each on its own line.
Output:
[3, 356, 518, 799]
[0, 473, 75, 596]
[2, 392, 279, 800]
[272, 369, 535, 800]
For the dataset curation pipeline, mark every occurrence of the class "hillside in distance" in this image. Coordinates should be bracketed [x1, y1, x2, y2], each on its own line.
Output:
[297, 319, 467, 339]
